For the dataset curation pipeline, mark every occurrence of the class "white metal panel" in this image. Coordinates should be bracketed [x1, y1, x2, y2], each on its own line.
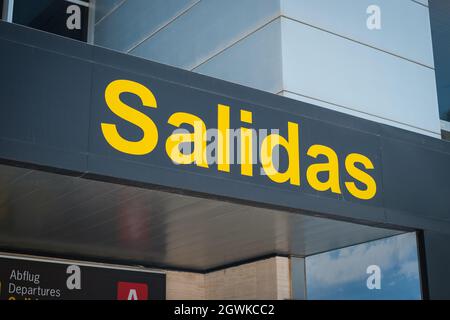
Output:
[280, 18, 441, 136]
[279, 91, 440, 138]
[281, 0, 434, 67]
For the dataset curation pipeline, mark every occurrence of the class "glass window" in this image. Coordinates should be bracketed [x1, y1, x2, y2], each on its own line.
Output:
[304, 232, 422, 300]
[430, 0, 450, 122]
[12, 0, 90, 42]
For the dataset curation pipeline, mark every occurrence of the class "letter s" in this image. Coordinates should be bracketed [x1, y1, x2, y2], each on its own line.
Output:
[344, 153, 377, 200]
[101, 79, 158, 155]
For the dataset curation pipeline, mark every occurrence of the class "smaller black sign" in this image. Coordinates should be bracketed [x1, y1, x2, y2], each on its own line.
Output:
[0, 254, 166, 300]
[12, 0, 89, 42]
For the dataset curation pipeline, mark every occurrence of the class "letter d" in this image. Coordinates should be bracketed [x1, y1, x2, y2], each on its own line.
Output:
[260, 122, 300, 186]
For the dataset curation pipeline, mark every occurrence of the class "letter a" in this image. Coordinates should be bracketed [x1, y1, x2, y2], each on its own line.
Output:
[66, 5, 81, 30]
[366, 265, 381, 290]
[128, 289, 138, 300]
[366, 5, 381, 30]
[66, 265, 81, 290]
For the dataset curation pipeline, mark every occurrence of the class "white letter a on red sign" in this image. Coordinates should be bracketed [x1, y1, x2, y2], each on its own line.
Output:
[128, 289, 138, 300]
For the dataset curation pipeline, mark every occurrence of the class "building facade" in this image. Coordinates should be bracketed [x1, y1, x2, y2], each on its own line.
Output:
[0, 0, 449, 300]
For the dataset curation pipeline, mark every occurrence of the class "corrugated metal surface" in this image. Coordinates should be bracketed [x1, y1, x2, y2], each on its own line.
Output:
[0, 164, 401, 271]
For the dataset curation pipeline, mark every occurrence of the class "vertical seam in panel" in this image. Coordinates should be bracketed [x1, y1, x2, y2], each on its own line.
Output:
[287, 257, 292, 300]
[83, 49, 96, 178]
[303, 258, 307, 300]
[279, 13, 285, 95]
[87, 0, 96, 44]
[377, 130, 389, 224]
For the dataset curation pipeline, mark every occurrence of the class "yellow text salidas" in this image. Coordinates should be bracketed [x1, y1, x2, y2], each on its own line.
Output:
[101, 79, 377, 201]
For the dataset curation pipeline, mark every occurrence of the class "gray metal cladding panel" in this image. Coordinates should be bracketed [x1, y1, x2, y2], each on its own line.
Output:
[192, 18, 283, 94]
[95, 0, 125, 23]
[87, 63, 385, 220]
[423, 229, 450, 299]
[281, 0, 434, 67]
[0, 164, 401, 271]
[94, 0, 198, 52]
[0, 28, 92, 171]
[129, 0, 280, 69]
[430, 0, 450, 121]
[281, 17, 440, 136]
[381, 135, 450, 222]
[0, 20, 93, 60]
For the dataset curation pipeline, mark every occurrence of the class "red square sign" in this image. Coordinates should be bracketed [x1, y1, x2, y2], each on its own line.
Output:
[117, 282, 148, 300]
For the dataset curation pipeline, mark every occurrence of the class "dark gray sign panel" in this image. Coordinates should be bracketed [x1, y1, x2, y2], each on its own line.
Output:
[88, 66, 382, 205]
[0, 254, 165, 300]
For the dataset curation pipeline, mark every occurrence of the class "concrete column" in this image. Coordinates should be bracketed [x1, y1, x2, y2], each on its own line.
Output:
[206, 257, 291, 300]
[290, 257, 307, 300]
[165, 257, 291, 300]
[166, 270, 206, 300]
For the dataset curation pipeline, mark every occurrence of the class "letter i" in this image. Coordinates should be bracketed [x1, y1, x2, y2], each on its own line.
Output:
[218, 104, 230, 172]
[240, 110, 253, 176]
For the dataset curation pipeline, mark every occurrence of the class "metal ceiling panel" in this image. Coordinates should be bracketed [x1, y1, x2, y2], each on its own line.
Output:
[0, 164, 401, 271]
